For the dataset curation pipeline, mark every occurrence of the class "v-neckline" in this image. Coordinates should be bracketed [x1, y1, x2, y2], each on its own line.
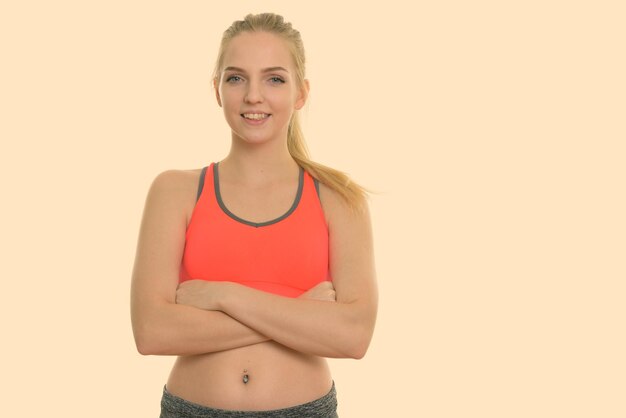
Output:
[212, 162, 304, 228]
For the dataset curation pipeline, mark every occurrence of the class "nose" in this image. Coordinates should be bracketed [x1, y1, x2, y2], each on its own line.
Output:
[244, 79, 263, 103]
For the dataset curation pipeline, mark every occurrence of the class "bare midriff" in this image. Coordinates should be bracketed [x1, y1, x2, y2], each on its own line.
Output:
[165, 341, 333, 411]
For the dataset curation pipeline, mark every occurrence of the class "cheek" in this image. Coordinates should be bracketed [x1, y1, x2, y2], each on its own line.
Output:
[221, 94, 238, 109]
[268, 92, 297, 111]
[219, 87, 242, 105]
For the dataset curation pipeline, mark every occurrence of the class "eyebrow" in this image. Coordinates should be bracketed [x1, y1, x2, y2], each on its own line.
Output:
[223, 66, 289, 74]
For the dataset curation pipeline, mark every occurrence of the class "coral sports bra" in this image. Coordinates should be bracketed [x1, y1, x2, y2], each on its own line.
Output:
[179, 162, 331, 298]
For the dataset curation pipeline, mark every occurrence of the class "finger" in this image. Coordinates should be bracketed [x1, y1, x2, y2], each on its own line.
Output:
[318, 282, 332, 290]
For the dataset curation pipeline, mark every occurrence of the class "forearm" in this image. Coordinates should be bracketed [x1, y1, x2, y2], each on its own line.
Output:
[132, 301, 270, 356]
[220, 284, 374, 359]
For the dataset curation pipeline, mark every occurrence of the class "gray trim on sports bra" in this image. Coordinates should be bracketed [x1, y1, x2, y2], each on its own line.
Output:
[196, 166, 207, 202]
[199, 166, 320, 202]
[213, 161, 305, 228]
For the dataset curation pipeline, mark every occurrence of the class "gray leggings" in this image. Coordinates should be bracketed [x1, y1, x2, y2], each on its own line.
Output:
[160, 381, 338, 418]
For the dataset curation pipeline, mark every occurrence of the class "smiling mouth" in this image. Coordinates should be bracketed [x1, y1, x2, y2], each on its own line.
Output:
[241, 113, 271, 120]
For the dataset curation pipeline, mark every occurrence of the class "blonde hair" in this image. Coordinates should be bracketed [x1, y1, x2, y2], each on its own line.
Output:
[212, 12, 369, 212]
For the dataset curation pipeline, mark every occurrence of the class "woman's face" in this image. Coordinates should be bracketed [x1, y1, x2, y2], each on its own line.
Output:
[215, 31, 308, 146]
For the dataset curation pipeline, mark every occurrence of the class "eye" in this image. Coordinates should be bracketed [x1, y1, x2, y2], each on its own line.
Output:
[269, 76, 285, 84]
[225, 75, 243, 83]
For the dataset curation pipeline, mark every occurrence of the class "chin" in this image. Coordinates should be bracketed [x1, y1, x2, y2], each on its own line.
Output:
[231, 127, 289, 146]
[233, 132, 275, 145]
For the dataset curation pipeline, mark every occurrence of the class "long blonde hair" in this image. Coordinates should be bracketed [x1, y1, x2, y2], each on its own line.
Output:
[212, 12, 369, 212]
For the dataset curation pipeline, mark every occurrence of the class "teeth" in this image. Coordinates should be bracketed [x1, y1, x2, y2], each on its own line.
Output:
[243, 113, 269, 120]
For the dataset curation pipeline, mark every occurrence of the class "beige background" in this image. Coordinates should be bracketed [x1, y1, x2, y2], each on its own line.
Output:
[1, 1, 624, 416]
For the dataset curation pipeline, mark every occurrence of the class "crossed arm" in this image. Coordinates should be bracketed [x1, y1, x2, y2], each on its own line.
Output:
[130, 170, 378, 359]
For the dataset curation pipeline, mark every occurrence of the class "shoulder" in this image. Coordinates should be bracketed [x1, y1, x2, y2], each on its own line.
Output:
[317, 181, 371, 232]
[149, 168, 202, 191]
[145, 167, 205, 225]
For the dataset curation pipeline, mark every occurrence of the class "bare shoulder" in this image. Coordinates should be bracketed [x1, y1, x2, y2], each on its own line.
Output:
[317, 181, 372, 231]
[149, 168, 201, 193]
[146, 168, 203, 226]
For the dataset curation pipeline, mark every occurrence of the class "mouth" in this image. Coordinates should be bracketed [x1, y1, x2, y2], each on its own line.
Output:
[241, 113, 271, 120]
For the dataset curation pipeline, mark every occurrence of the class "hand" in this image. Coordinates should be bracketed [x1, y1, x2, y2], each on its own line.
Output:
[176, 280, 230, 311]
[298, 281, 336, 302]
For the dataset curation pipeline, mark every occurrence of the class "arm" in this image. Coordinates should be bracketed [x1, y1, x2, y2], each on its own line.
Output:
[178, 185, 378, 359]
[130, 170, 270, 356]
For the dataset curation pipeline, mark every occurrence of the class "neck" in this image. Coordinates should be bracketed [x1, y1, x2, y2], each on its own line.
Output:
[220, 133, 300, 184]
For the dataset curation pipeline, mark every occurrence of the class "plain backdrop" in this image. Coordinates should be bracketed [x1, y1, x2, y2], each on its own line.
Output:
[1, 1, 624, 417]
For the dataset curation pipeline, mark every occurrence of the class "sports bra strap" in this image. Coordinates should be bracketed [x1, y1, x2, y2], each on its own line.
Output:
[197, 165, 320, 202]
[197, 166, 208, 202]
[313, 177, 320, 198]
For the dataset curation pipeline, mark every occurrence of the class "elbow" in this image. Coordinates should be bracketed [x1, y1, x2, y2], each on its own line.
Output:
[343, 311, 376, 359]
[135, 337, 156, 356]
[351, 347, 367, 360]
[135, 335, 169, 356]
[133, 323, 165, 356]
[347, 337, 371, 360]
[343, 326, 374, 360]
[132, 303, 176, 356]
[133, 330, 154, 355]
[136, 344, 152, 356]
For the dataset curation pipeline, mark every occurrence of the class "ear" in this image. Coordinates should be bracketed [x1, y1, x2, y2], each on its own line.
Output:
[294, 79, 310, 110]
[213, 78, 222, 107]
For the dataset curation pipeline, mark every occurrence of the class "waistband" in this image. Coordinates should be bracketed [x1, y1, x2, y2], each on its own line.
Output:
[160, 381, 338, 418]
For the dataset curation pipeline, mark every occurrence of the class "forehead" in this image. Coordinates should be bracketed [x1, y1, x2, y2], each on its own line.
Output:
[222, 31, 294, 71]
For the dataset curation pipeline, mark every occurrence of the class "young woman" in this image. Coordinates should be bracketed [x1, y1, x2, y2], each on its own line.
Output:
[131, 12, 378, 417]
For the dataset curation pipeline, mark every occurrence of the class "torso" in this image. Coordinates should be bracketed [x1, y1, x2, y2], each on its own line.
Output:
[164, 166, 334, 410]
